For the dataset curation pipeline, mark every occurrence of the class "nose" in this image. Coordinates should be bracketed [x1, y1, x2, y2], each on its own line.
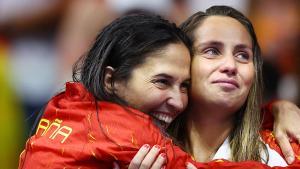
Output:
[166, 89, 186, 113]
[219, 54, 237, 76]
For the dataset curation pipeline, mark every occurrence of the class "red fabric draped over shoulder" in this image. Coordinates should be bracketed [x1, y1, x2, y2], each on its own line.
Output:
[19, 82, 192, 169]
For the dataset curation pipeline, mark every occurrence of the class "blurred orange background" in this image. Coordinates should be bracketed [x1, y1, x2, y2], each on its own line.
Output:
[0, 0, 299, 168]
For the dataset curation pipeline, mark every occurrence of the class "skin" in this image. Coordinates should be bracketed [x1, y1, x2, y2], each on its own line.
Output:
[187, 16, 255, 162]
[272, 100, 300, 163]
[190, 16, 254, 118]
[127, 144, 166, 169]
[125, 16, 300, 169]
[112, 43, 191, 128]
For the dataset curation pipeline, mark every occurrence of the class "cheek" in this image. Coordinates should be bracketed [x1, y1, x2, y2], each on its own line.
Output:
[191, 59, 206, 82]
[182, 93, 189, 109]
[240, 65, 255, 89]
[139, 90, 168, 111]
[191, 61, 212, 92]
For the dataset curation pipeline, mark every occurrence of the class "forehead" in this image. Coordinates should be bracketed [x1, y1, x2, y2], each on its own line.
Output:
[137, 43, 191, 76]
[194, 16, 252, 47]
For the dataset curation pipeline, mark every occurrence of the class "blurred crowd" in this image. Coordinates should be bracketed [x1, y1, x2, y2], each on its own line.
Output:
[0, 0, 299, 168]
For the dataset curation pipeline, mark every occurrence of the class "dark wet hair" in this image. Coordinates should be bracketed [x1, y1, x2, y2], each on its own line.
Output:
[73, 13, 192, 105]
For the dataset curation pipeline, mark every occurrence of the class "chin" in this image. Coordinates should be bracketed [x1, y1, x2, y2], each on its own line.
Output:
[214, 99, 239, 109]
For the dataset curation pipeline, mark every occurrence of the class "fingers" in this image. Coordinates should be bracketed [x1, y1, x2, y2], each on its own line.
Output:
[129, 144, 165, 169]
[271, 100, 300, 164]
[289, 130, 300, 144]
[139, 145, 161, 169]
[150, 153, 166, 169]
[129, 144, 151, 169]
[113, 161, 120, 169]
[275, 132, 295, 164]
[186, 162, 197, 169]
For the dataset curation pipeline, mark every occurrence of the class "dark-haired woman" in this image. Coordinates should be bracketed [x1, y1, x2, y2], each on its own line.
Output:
[18, 13, 195, 169]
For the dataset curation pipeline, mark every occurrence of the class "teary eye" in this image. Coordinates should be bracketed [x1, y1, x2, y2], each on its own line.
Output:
[203, 47, 220, 57]
[235, 52, 252, 63]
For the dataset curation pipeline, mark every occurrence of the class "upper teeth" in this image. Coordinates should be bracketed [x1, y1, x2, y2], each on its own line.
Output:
[153, 113, 173, 124]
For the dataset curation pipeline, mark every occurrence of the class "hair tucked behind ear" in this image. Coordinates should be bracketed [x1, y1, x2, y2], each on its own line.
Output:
[71, 13, 193, 151]
[72, 13, 192, 106]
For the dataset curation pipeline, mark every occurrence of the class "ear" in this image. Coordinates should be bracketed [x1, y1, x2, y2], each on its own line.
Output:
[104, 66, 115, 94]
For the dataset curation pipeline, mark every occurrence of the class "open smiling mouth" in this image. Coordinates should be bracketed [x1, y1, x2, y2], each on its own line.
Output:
[152, 113, 174, 125]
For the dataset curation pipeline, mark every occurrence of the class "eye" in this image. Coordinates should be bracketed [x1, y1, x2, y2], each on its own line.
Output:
[235, 52, 251, 63]
[180, 81, 190, 93]
[203, 48, 220, 57]
[152, 78, 170, 89]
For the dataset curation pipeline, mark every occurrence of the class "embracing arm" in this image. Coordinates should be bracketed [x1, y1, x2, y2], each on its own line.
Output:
[124, 100, 300, 168]
[262, 100, 300, 164]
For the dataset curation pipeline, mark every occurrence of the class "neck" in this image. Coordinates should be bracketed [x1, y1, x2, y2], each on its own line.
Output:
[185, 103, 235, 162]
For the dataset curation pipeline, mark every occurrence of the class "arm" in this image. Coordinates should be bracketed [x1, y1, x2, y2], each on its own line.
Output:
[126, 100, 300, 168]
[262, 100, 300, 164]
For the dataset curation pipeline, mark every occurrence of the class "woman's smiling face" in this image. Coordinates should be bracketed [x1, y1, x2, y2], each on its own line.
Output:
[114, 43, 191, 127]
[190, 16, 255, 113]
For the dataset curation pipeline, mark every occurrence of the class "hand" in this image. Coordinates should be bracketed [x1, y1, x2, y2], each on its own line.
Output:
[113, 161, 120, 169]
[128, 144, 166, 169]
[186, 162, 197, 169]
[272, 100, 300, 164]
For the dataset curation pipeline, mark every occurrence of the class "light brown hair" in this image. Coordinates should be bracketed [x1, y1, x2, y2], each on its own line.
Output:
[168, 5, 268, 162]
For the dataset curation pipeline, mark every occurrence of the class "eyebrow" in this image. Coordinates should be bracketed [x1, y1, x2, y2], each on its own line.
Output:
[234, 44, 253, 51]
[195, 41, 252, 51]
[153, 73, 190, 81]
[153, 73, 173, 79]
[196, 41, 223, 48]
